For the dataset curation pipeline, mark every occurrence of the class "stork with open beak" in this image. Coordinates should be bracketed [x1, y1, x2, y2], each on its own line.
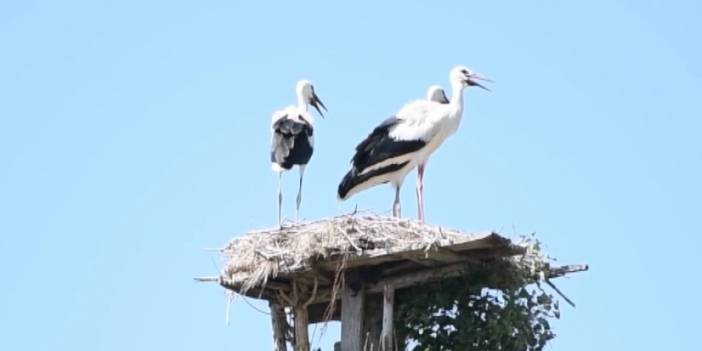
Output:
[271, 80, 327, 226]
[338, 66, 490, 222]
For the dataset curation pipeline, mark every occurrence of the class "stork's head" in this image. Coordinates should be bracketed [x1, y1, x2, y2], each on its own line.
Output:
[450, 66, 491, 91]
[426, 85, 450, 104]
[296, 80, 327, 117]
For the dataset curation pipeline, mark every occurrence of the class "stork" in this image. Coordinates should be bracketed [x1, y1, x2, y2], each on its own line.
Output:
[271, 80, 326, 226]
[337, 66, 489, 221]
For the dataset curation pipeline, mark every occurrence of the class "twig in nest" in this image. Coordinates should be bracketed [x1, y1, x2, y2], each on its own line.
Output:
[322, 255, 348, 325]
[194, 276, 220, 283]
[545, 279, 576, 308]
[423, 228, 442, 253]
[255, 250, 275, 260]
[340, 227, 362, 254]
[225, 291, 236, 325]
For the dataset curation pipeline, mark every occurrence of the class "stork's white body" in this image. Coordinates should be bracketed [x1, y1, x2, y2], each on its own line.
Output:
[378, 100, 461, 179]
[340, 93, 464, 197]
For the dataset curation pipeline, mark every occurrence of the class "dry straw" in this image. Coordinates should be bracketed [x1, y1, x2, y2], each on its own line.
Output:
[220, 212, 485, 293]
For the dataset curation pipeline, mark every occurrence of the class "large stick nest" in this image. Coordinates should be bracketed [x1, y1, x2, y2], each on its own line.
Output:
[220, 213, 510, 293]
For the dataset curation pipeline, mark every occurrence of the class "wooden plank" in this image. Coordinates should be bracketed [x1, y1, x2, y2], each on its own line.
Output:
[219, 279, 290, 297]
[449, 234, 526, 257]
[320, 233, 512, 271]
[294, 305, 310, 351]
[548, 264, 589, 278]
[341, 271, 364, 351]
[380, 284, 395, 351]
[431, 248, 483, 264]
[399, 253, 437, 268]
[269, 301, 287, 351]
[366, 262, 474, 293]
[219, 284, 274, 301]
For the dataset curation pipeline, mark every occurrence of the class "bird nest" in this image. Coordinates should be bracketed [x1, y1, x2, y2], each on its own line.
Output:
[219, 213, 535, 294]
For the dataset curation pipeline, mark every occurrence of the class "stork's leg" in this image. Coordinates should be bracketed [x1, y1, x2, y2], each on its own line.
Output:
[393, 185, 402, 218]
[416, 163, 425, 223]
[277, 171, 283, 228]
[295, 165, 305, 222]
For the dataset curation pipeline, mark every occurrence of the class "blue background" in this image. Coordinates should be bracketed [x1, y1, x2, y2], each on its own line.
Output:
[1, 1, 700, 350]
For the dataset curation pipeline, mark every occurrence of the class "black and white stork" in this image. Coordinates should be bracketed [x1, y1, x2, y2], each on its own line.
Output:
[271, 80, 326, 226]
[337, 66, 489, 222]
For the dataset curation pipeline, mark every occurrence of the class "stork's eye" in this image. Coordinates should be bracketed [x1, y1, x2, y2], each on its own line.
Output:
[461, 69, 468, 75]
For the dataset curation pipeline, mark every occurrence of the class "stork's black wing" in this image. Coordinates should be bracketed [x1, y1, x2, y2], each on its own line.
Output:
[351, 116, 425, 172]
[271, 115, 314, 170]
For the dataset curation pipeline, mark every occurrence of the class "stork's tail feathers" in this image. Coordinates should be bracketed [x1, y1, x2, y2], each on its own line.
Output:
[337, 161, 411, 201]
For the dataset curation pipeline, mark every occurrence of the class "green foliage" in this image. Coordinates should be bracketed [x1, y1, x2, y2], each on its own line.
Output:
[395, 261, 559, 351]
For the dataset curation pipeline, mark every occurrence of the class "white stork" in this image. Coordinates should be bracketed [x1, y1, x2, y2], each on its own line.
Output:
[337, 66, 489, 221]
[271, 80, 326, 226]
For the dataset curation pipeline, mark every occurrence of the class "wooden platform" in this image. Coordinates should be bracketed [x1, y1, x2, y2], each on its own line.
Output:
[198, 215, 588, 351]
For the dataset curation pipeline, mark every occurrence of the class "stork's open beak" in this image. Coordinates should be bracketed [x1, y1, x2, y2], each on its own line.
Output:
[466, 74, 492, 91]
[310, 93, 327, 118]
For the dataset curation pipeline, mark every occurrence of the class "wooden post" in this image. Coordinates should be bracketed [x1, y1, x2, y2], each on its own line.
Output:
[363, 294, 383, 351]
[269, 301, 288, 351]
[380, 284, 395, 351]
[341, 271, 364, 351]
[294, 305, 310, 351]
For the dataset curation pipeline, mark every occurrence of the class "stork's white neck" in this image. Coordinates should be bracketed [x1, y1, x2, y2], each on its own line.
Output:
[449, 80, 466, 117]
[297, 93, 308, 111]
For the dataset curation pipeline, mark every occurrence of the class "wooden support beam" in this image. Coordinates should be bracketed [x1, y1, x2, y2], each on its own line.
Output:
[363, 294, 382, 351]
[294, 305, 310, 351]
[380, 261, 419, 276]
[341, 271, 364, 351]
[269, 301, 287, 351]
[399, 252, 435, 267]
[380, 284, 395, 351]
[269, 261, 590, 311]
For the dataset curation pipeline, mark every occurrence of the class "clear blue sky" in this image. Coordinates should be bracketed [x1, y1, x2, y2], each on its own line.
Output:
[1, 1, 700, 350]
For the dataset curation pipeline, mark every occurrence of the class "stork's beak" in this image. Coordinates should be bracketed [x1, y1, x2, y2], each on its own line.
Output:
[466, 74, 492, 91]
[310, 93, 327, 118]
